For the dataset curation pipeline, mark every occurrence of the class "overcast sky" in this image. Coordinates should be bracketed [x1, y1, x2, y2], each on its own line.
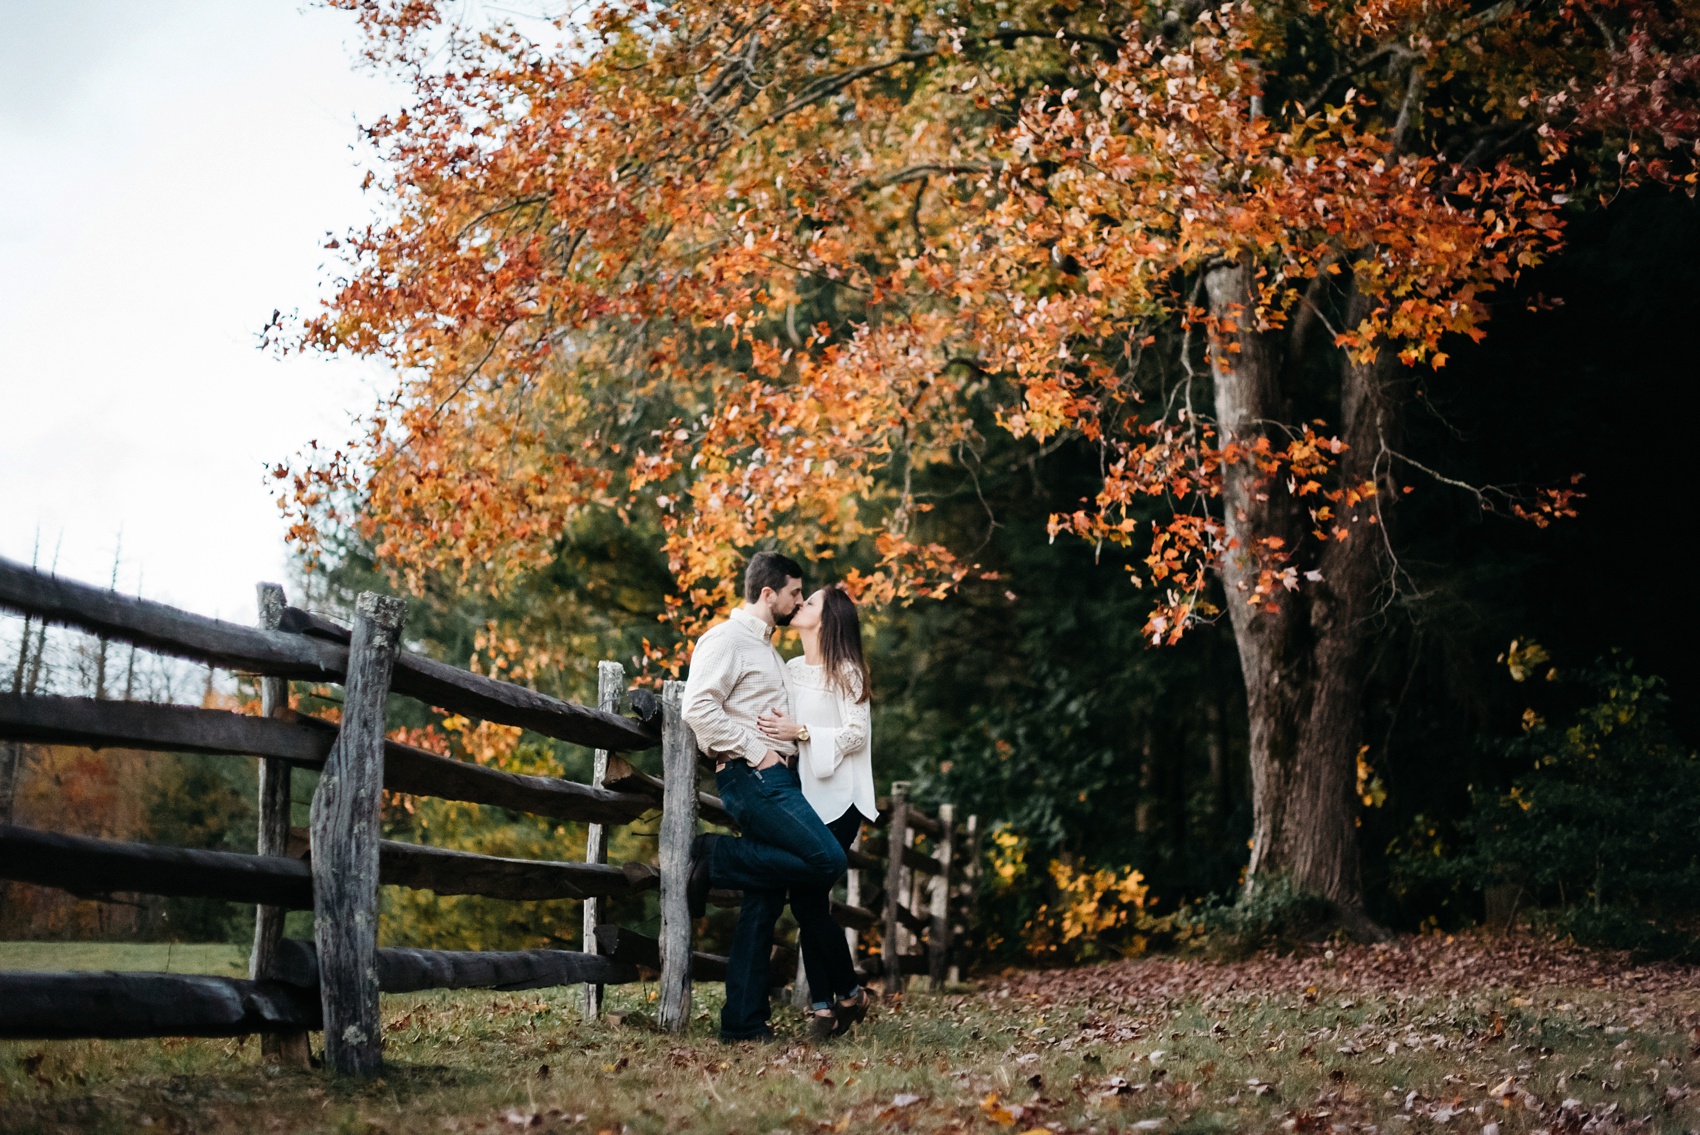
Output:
[0, 0, 399, 622]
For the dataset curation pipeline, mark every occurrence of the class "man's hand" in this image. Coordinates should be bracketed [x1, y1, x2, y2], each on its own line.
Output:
[754, 750, 785, 770]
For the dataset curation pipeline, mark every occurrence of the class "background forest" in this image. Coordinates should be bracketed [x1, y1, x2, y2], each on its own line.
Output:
[4, 0, 1699, 968]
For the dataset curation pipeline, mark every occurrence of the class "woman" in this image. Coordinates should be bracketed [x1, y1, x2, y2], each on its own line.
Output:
[757, 585, 876, 1039]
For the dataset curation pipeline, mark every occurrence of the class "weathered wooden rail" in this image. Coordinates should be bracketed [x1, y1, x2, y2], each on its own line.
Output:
[0, 695, 656, 825]
[0, 553, 981, 1073]
[0, 555, 706, 1076]
[0, 559, 650, 751]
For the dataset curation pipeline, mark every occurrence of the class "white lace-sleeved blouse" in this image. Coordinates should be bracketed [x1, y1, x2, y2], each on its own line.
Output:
[786, 656, 879, 825]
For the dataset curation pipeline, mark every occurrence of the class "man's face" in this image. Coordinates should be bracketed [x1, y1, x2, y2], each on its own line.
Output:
[768, 576, 805, 626]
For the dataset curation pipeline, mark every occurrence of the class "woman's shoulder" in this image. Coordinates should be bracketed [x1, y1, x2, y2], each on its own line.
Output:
[834, 664, 867, 702]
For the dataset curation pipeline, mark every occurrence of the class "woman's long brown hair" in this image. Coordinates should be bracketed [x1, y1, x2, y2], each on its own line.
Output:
[819, 586, 871, 704]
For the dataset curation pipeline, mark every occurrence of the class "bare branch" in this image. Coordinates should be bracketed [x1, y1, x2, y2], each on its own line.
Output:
[851, 162, 997, 194]
[759, 50, 935, 127]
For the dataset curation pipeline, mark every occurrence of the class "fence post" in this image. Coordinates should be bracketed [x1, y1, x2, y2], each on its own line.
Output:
[882, 781, 909, 997]
[844, 831, 862, 962]
[791, 952, 811, 1010]
[928, 802, 955, 990]
[657, 679, 697, 1033]
[310, 591, 405, 1079]
[250, 582, 310, 1066]
[905, 825, 922, 974]
[951, 813, 980, 985]
[583, 660, 623, 1021]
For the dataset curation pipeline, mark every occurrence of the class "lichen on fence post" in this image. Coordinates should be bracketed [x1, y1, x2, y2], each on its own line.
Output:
[583, 659, 623, 1022]
[310, 591, 405, 1078]
[656, 679, 697, 1033]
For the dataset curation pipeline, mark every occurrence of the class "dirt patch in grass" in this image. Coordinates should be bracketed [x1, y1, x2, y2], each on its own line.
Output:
[2, 932, 1696, 1134]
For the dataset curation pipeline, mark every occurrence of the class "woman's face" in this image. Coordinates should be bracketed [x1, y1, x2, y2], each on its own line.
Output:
[790, 589, 825, 630]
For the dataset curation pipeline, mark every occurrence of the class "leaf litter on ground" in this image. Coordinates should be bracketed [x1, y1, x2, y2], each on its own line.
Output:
[2, 932, 1697, 1134]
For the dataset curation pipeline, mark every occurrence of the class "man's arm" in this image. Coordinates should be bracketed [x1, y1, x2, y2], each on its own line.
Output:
[681, 631, 773, 766]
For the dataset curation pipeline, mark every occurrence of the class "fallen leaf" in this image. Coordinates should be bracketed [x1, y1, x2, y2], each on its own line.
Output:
[981, 1092, 1022, 1126]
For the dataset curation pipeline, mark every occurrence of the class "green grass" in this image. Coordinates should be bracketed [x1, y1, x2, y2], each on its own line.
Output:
[0, 941, 249, 977]
[2, 935, 1696, 1134]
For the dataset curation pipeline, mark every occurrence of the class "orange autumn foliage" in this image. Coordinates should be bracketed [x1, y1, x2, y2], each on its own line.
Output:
[274, 0, 1686, 654]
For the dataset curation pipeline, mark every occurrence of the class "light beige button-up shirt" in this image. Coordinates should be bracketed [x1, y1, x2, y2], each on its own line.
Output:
[681, 607, 798, 767]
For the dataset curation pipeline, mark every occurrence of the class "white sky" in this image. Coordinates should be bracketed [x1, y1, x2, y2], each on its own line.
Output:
[0, 0, 400, 622]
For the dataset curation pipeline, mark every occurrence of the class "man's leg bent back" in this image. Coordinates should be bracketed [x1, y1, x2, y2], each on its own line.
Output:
[714, 764, 847, 890]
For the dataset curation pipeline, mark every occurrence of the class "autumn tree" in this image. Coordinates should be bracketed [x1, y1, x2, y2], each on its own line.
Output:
[281, 0, 1696, 924]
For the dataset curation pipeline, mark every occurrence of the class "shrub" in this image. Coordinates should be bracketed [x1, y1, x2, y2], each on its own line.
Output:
[1021, 860, 1161, 962]
[975, 824, 1186, 963]
[1183, 878, 1340, 957]
[1393, 652, 1700, 959]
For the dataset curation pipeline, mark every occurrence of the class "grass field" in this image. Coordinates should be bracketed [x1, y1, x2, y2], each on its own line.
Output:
[1, 933, 1696, 1134]
[0, 941, 249, 977]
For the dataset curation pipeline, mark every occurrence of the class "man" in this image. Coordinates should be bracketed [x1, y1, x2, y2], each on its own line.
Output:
[682, 551, 849, 1042]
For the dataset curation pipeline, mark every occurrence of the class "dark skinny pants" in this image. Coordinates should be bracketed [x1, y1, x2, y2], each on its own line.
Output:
[795, 808, 865, 1010]
[711, 760, 848, 1039]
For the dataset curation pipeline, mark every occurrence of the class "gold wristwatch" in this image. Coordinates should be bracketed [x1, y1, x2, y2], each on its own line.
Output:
[796, 725, 811, 743]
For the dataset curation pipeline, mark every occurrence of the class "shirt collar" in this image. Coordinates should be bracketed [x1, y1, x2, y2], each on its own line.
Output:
[728, 606, 775, 642]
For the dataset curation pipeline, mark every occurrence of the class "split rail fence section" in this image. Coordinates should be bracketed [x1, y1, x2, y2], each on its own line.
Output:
[859, 782, 980, 996]
[0, 555, 978, 1074]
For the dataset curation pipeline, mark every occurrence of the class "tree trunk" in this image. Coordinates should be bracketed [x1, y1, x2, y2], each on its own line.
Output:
[1205, 263, 1400, 925]
[1288, 279, 1402, 923]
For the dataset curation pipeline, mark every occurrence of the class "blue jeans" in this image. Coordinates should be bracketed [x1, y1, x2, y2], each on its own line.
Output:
[711, 761, 848, 1040]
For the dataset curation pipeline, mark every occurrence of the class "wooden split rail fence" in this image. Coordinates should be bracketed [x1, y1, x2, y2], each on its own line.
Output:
[0, 555, 977, 1075]
[861, 782, 981, 995]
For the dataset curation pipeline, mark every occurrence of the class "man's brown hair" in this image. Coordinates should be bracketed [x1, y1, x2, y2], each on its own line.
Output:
[744, 551, 804, 603]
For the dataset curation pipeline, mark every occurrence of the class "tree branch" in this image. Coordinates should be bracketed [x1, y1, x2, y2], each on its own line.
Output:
[759, 50, 936, 127]
[851, 162, 997, 194]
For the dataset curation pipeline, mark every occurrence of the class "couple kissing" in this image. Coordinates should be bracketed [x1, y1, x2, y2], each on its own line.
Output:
[680, 551, 878, 1043]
